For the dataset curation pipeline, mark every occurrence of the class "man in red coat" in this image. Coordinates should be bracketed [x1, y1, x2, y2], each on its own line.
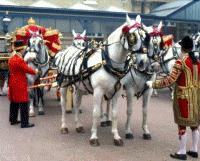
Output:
[8, 40, 38, 128]
[146, 36, 200, 160]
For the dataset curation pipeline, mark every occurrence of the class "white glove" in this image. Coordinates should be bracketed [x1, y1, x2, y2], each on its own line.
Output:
[146, 81, 153, 88]
[24, 52, 36, 62]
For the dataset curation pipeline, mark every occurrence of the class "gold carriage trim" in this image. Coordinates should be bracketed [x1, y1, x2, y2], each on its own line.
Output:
[15, 29, 26, 36]
[44, 29, 59, 37]
[52, 42, 62, 50]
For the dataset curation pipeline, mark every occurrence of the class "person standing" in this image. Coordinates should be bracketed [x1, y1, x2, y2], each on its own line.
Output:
[146, 36, 200, 160]
[8, 40, 38, 128]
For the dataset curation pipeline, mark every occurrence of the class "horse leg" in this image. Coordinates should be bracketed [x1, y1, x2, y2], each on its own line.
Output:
[29, 89, 35, 117]
[100, 100, 111, 127]
[152, 89, 158, 97]
[60, 87, 68, 134]
[169, 86, 174, 100]
[142, 88, 153, 140]
[90, 87, 103, 146]
[29, 98, 35, 117]
[38, 88, 45, 115]
[74, 89, 84, 133]
[111, 92, 123, 146]
[125, 86, 134, 139]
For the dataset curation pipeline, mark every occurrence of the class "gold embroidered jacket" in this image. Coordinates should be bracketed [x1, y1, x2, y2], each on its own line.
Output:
[153, 56, 200, 126]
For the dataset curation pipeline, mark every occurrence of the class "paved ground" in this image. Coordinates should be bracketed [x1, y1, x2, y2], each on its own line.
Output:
[0, 88, 199, 161]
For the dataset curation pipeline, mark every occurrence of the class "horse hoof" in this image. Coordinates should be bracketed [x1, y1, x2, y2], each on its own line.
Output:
[76, 127, 85, 133]
[152, 94, 158, 97]
[61, 127, 69, 134]
[89, 139, 100, 146]
[66, 110, 72, 114]
[29, 113, 35, 117]
[125, 133, 134, 139]
[143, 133, 152, 140]
[100, 121, 107, 127]
[38, 111, 45, 115]
[114, 139, 124, 146]
[106, 120, 112, 126]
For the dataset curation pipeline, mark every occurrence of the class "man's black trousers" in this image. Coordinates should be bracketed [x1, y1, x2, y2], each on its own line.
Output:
[9, 102, 29, 126]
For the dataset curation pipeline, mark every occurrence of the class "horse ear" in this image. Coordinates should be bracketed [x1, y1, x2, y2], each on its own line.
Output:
[158, 21, 163, 31]
[142, 23, 148, 32]
[135, 15, 141, 24]
[126, 13, 132, 26]
[72, 29, 77, 37]
[81, 30, 86, 37]
[142, 24, 152, 34]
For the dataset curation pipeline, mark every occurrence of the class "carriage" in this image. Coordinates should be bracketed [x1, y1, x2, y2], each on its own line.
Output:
[0, 35, 12, 70]
[0, 34, 12, 91]
[9, 18, 73, 116]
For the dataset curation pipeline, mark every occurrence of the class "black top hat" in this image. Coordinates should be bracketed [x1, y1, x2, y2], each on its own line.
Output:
[179, 36, 193, 52]
[13, 40, 26, 51]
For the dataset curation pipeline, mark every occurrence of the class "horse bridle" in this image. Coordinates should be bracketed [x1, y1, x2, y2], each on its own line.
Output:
[121, 26, 147, 53]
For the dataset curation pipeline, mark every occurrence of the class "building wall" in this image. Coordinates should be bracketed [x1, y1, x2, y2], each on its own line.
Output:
[131, 0, 176, 13]
[10, 0, 175, 13]
[1, 1, 200, 45]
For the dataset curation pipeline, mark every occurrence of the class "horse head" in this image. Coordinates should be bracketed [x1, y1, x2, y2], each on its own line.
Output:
[134, 53, 149, 72]
[120, 14, 147, 52]
[25, 31, 49, 71]
[72, 29, 88, 49]
[142, 21, 164, 73]
[28, 30, 44, 53]
[192, 32, 200, 60]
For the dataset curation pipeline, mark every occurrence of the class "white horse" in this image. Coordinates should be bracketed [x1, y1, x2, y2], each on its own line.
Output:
[25, 32, 50, 116]
[55, 14, 146, 146]
[101, 22, 163, 140]
[55, 29, 88, 108]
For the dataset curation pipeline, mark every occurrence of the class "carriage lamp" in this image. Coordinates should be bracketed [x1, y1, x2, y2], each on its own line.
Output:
[2, 15, 11, 34]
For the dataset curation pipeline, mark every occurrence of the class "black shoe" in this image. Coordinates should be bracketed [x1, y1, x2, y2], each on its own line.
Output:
[21, 123, 35, 128]
[10, 121, 21, 125]
[170, 153, 187, 160]
[187, 151, 198, 158]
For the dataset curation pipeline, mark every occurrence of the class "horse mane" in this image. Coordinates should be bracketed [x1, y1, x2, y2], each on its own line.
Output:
[107, 23, 126, 43]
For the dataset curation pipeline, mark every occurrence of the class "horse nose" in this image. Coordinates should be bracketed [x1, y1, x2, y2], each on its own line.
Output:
[138, 60, 144, 68]
[151, 62, 160, 72]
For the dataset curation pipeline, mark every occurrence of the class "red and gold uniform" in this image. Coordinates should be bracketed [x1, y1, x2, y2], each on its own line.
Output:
[153, 55, 200, 127]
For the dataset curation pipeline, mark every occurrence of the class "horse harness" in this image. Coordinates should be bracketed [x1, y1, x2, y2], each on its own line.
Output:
[57, 43, 133, 100]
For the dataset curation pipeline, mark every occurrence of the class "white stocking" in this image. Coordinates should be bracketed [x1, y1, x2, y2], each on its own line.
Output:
[191, 129, 199, 152]
[177, 132, 187, 155]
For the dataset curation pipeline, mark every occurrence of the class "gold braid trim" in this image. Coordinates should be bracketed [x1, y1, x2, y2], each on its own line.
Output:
[153, 60, 182, 89]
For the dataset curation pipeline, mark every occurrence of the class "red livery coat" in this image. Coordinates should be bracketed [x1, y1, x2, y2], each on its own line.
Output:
[8, 54, 36, 103]
[153, 56, 200, 126]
